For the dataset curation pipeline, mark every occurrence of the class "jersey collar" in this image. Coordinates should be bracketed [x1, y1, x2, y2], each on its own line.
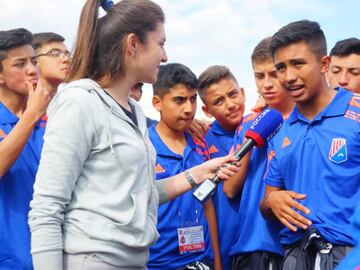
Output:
[149, 125, 196, 159]
[288, 88, 352, 125]
[209, 120, 235, 136]
[0, 101, 19, 124]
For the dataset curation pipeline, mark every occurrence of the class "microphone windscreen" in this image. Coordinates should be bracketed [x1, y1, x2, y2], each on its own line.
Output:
[245, 108, 283, 147]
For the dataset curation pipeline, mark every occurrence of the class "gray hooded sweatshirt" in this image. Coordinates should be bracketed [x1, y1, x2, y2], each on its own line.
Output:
[29, 79, 168, 270]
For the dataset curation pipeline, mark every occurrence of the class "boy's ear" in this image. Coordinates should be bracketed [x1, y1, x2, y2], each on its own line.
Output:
[152, 95, 162, 112]
[240, 87, 246, 102]
[202, 105, 213, 118]
[320, 55, 331, 74]
[0, 71, 4, 85]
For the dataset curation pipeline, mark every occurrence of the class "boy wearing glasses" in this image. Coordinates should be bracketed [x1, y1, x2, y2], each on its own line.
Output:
[0, 28, 51, 270]
[32, 32, 70, 94]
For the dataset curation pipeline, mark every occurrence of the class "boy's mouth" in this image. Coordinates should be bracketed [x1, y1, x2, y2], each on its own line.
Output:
[286, 84, 305, 97]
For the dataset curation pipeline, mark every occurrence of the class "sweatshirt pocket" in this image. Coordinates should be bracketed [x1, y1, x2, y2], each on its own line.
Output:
[85, 187, 157, 248]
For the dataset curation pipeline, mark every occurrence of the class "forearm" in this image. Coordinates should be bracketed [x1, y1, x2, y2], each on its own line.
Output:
[0, 110, 41, 178]
[158, 170, 194, 203]
[157, 155, 239, 204]
[32, 250, 63, 270]
[223, 150, 251, 198]
[260, 194, 277, 221]
[204, 200, 222, 270]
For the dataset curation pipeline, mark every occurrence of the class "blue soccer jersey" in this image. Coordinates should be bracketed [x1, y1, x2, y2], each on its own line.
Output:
[336, 204, 360, 269]
[147, 125, 213, 270]
[0, 102, 46, 270]
[229, 112, 283, 257]
[204, 120, 241, 270]
[265, 88, 360, 246]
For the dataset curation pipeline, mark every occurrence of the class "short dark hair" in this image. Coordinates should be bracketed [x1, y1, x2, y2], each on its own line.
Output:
[153, 63, 197, 98]
[32, 32, 65, 50]
[271, 20, 327, 60]
[198, 65, 237, 101]
[251, 37, 272, 65]
[0, 28, 33, 72]
[330, 38, 360, 57]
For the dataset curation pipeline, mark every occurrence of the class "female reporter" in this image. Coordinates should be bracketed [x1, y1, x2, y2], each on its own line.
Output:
[28, 1, 238, 269]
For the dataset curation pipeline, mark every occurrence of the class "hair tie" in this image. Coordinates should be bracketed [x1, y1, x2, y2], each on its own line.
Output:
[101, 0, 114, 11]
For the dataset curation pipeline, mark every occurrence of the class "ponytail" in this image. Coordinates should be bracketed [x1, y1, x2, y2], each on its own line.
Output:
[67, 0, 165, 84]
[67, 0, 101, 81]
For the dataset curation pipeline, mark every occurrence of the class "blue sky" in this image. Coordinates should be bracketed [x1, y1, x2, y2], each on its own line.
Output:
[1, 0, 359, 119]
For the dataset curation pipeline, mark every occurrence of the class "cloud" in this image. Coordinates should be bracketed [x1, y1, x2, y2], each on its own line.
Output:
[1, 0, 359, 120]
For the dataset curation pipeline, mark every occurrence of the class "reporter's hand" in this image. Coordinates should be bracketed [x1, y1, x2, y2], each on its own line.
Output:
[188, 119, 211, 140]
[267, 190, 312, 232]
[191, 154, 240, 184]
[25, 80, 52, 119]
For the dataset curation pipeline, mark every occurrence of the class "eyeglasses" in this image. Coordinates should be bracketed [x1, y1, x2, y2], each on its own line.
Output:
[36, 48, 71, 59]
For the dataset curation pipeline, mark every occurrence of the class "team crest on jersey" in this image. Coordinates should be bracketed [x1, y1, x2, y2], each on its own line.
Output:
[328, 138, 347, 164]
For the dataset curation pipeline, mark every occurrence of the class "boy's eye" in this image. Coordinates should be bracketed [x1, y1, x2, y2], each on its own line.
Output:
[350, 69, 360, 76]
[229, 90, 238, 98]
[255, 73, 265, 80]
[14, 61, 25, 67]
[214, 99, 223, 106]
[174, 97, 185, 104]
[293, 60, 305, 67]
[190, 96, 197, 103]
[330, 67, 341, 74]
[269, 71, 278, 79]
[275, 63, 285, 72]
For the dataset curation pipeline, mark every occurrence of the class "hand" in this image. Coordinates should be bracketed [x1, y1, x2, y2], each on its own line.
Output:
[187, 119, 211, 140]
[25, 80, 53, 119]
[251, 95, 266, 113]
[191, 154, 240, 184]
[267, 190, 312, 232]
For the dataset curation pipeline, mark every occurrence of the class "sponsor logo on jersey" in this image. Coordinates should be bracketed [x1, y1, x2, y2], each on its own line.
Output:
[155, 163, 165, 174]
[281, 136, 291, 148]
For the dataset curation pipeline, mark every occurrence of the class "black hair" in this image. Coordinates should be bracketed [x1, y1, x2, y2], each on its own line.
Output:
[153, 63, 198, 98]
[32, 32, 65, 50]
[197, 65, 237, 101]
[330, 38, 360, 57]
[0, 28, 33, 72]
[271, 20, 327, 60]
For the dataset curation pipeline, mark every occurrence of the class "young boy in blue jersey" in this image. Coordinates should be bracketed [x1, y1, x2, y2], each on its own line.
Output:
[260, 20, 360, 269]
[223, 37, 294, 270]
[0, 28, 52, 270]
[147, 63, 222, 270]
[197, 65, 245, 270]
[327, 37, 360, 94]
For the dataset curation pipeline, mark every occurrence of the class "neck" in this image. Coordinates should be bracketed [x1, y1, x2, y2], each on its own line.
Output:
[156, 121, 187, 155]
[102, 76, 136, 110]
[0, 87, 27, 117]
[219, 122, 238, 132]
[270, 98, 295, 119]
[298, 84, 337, 121]
[39, 77, 61, 95]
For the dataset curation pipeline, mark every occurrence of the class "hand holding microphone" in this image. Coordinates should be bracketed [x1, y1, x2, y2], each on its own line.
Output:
[193, 108, 284, 203]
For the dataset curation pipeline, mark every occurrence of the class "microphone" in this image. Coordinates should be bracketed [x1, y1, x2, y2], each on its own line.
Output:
[193, 108, 283, 203]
